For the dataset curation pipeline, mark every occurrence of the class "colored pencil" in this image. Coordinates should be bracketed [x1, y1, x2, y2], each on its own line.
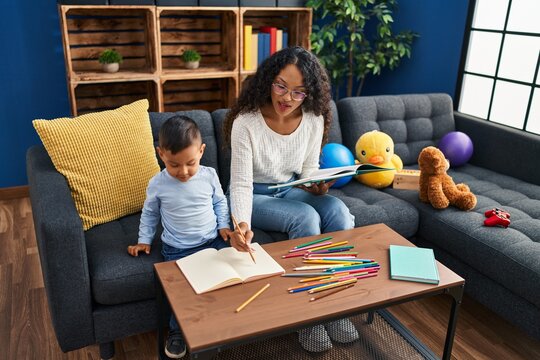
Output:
[294, 236, 333, 249]
[281, 272, 330, 277]
[309, 284, 355, 302]
[282, 251, 309, 259]
[299, 275, 334, 283]
[235, 283, 270, 312]
[307, 278, 357, 294]
[288, 283, 332, 293]
[309, 246, 354, 254]
[307, 241, 349, 252]
[288, 280, 339, 292]
[231, 214, 255, 264]
[302, 260, 357, 264]
[294, 264, 346, 271]
[288, 241, 333, 253]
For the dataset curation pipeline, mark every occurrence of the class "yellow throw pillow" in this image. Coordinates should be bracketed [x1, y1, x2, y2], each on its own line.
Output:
[33, 99, 160, 230]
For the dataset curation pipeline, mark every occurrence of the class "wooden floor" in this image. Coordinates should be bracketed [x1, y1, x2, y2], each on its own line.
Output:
[1, 197, 539, 360]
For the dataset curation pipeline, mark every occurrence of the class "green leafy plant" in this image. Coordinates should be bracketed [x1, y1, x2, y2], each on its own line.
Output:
[98, 49, 123, 64]
[307, 0, 418, 98]
[181, 49, 201, 63]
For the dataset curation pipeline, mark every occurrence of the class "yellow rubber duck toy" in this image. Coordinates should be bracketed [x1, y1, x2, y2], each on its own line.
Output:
[355, 130, 403, 188]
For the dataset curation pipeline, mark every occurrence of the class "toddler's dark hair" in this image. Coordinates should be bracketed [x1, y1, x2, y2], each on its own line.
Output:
[223, 46, 332, 148]
[159, 115, 201, 154]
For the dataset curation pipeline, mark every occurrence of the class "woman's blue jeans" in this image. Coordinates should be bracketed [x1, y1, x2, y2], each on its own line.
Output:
[251, 183, 355, 239]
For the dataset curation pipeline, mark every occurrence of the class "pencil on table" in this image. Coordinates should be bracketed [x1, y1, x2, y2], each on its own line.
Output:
[235, 283, 270, 312]
[231, 214, 256, 264]
[309, 284, 355, 302]
[307, 278, 357, 294]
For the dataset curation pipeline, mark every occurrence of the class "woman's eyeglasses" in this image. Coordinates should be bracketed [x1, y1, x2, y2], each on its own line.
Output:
[271, 83, 307, 101]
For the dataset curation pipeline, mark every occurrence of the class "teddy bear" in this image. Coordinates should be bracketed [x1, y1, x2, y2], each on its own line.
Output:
[418, 146, 477, 211]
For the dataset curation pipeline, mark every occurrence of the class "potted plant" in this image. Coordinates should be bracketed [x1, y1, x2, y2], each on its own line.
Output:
[181, 49, 201, 69]
[308, 0, 418, 98]
[98, 49, 123, 73]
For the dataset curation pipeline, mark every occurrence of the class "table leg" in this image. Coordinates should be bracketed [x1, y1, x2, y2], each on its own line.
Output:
[156, 276, 168, 360]
[442, 284, 464, 360]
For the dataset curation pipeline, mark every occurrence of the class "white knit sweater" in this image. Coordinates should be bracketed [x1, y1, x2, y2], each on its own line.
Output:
[230, 109, 324, 227]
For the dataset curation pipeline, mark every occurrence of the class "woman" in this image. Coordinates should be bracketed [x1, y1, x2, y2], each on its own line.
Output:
[223, 46, 358, 353]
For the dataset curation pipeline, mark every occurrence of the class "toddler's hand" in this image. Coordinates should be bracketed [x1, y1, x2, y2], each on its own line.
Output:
[219, 228, 233, 241]
[127, 244, 151, 257]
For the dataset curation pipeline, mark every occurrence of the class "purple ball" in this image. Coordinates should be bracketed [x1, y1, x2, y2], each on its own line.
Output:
[438, 131, 473, 167]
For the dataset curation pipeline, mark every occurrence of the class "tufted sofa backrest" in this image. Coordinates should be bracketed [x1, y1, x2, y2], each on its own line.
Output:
[337, 94, 455, 166]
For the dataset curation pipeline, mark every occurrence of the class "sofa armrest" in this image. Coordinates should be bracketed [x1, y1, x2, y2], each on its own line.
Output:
[454, 112, 540, 186]
[26, 145, 95, 351]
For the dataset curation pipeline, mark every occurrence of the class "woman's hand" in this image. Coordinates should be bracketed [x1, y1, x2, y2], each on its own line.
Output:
[298, 179, 336, 195]
[230, 222, 254, 252]
[127, 244, 151, 257]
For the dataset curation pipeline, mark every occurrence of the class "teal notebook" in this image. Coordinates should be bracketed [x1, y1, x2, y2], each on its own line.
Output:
[389, 245, 440, 285]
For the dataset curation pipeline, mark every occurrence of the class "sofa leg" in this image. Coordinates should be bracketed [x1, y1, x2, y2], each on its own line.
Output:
[99, 341, 115, 360]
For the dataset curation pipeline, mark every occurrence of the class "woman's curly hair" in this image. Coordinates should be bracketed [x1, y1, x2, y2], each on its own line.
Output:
[223, 46, 332, 148]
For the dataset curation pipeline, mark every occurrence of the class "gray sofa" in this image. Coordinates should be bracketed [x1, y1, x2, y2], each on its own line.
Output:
[26, 93, 540, 358]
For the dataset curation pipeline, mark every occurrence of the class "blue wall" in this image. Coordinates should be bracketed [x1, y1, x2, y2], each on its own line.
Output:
[1, 2, 70, 188]
[0, 0, 469, 188]
[361, 0, 469, 97]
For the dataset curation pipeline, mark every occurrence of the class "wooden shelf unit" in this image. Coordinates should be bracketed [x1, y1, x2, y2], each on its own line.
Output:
[59, 5, 311, 116]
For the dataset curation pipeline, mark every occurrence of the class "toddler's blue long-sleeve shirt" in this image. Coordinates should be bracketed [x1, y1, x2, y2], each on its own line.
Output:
[138, 166, 230, 249]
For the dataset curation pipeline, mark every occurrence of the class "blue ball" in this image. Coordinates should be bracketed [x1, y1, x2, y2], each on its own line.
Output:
[320, 143, 355, 188]
[438, 131, 474, 167]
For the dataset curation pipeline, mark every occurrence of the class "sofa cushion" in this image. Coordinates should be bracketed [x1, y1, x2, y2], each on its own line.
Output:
[385, 164, 540, 308]
[85, 213, 162, 305]
[330, 181, 419, 238]
[85, 213, 282, 306]
[338, 94, 455, 165]
[33, 100, 160, 230]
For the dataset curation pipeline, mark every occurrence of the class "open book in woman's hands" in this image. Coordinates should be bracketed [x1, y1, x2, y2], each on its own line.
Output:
[176, 243, 285, 294]
[268, 164, 394, 190]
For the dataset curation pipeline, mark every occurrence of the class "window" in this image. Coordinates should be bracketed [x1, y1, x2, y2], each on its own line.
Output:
[456, 0, 540, 135]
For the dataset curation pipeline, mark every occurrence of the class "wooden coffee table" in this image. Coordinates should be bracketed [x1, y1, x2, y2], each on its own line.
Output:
[154, 223, 464, 360]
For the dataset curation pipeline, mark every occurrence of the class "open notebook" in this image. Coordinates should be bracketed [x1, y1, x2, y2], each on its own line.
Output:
[176, 242, 285, 294]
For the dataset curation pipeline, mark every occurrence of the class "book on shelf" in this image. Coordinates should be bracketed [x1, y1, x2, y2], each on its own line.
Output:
[268, 163, 394, 190]
[176, 242, 285, 294]
[260, 26, 277, 55]
[276, 29, 283, 51]
[243, 25, 253, 70]
[257, 32, 270, 66]
[389, 245, 440, 284]
[251, 33, 258, 69]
